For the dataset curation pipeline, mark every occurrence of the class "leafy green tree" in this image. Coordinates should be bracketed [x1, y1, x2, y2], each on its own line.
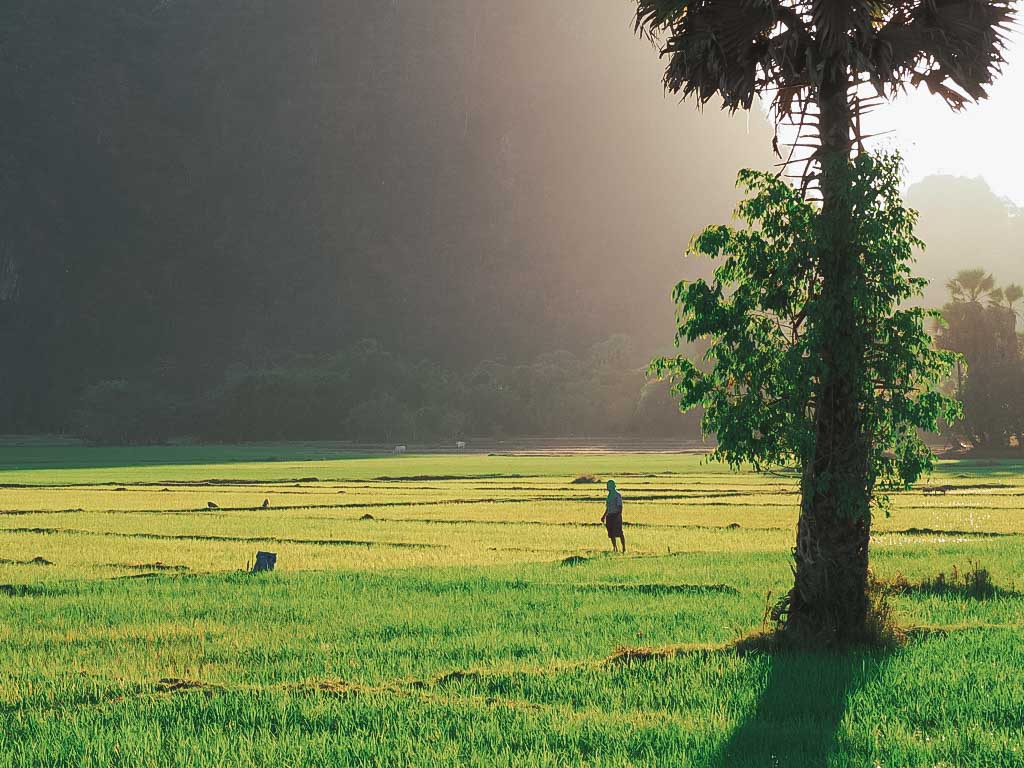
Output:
[653, 155, 960, 643]
[635, 0, 1011, 643]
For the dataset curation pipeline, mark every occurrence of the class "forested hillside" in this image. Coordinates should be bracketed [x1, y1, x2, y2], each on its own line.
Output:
[0, 0, 772, 435]
[2, 1, 1016, 441]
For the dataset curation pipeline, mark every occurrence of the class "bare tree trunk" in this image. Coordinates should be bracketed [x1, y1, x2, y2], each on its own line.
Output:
[784, 72, 873, 645]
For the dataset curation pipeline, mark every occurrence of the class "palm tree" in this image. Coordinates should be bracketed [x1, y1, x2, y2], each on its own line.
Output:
[1004, 282, 1024, 334]
[635, 0, 1013, 643]
[1004, 283, 1023, 313]
[947, 268, 998, 304]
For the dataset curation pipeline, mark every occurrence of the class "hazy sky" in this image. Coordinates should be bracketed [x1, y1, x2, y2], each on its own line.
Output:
[874, 31, 1024, 205]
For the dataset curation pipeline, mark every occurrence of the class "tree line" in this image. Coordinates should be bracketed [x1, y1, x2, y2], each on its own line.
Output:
[0, 0, 770, 435]
[63, 268, 1024, 450]
[73, 336, 698, 444]
[937, 269, 1024, 451]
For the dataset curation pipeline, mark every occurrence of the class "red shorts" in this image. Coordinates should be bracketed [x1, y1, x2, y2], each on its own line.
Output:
[605, 514, 623, 538]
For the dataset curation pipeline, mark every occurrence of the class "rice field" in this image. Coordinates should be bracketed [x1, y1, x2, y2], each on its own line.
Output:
[2, 445, 1023, 766]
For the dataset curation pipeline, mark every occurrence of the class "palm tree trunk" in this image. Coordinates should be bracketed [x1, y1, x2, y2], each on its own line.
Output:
[784, 72, 873, 645]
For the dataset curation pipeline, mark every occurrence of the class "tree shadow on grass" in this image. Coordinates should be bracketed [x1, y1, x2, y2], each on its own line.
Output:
[709, 649, 888, 768]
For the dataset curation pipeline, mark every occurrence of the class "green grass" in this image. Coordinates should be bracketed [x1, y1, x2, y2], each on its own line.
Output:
[2, 446, 1023, 765]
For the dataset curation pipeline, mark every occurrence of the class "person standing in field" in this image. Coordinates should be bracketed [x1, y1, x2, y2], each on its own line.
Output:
[601, 479, 625, 553]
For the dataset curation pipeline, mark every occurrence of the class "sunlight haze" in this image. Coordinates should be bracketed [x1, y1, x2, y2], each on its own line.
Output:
[874, 31, 1024, 204]
[5, 2, 1024, 763]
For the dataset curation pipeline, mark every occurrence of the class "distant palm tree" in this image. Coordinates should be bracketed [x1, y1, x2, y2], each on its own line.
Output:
[947, 268, 998, 304]
[635, 0, 1013, 643]
[1004, 284, 1023, 313]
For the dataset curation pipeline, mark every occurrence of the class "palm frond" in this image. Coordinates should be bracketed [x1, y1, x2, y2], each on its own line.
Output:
[872, 0, 1015, 108]
[633, 0, 1016, 185]
[635, 0, 694, 36]
[640, 0, 807, 111]
[812, 0, 874, 58]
